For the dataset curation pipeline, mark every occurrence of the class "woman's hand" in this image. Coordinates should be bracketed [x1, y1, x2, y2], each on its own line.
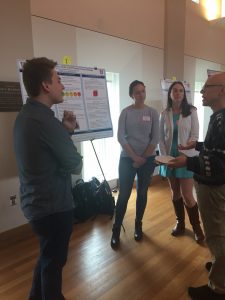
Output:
[132, 155, 146, 168]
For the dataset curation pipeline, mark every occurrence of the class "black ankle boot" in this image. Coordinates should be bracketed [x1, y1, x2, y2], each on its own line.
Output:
[134, 220, 143, 241]
[110, 225, 121, 249]
[188, 284, 225, 299]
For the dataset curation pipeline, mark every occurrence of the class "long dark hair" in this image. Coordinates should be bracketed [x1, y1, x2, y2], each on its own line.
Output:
[166, 81, 195, 117]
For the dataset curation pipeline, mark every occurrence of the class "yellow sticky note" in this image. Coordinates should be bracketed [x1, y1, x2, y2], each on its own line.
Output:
[62, 56, 72, 65]
[172, 76, 177, 81]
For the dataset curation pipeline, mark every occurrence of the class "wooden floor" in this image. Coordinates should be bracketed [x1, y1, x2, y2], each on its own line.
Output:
[0, 179, 211, 300]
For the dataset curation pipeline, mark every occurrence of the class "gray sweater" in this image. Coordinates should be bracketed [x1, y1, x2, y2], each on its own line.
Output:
[118, 104, 159, 157]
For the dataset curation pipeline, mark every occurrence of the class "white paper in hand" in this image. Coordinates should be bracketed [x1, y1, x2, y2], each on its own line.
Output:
[155, 155, 174, 165]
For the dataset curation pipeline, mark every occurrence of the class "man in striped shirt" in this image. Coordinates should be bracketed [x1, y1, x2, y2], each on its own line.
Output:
[168, 72, 225, 300]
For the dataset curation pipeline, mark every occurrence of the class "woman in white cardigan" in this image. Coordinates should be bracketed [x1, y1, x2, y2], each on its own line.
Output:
[159, 81, 204, 242]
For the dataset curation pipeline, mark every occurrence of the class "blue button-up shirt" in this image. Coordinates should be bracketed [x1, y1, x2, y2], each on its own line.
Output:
[14, 99, 82, 221]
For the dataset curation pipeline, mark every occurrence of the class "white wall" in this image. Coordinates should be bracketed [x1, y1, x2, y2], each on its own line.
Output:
[185, 0, 225, 65]
[75, 28, 164, 111]
[31, 0, 165, 49]
[32, 17, 164, 118]
[184, 55, 196, 104]
[0, 0, 33, 233]
[32, 17, 77, 66]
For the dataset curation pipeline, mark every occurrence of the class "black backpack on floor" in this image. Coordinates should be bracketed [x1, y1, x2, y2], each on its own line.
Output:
[94, 180, 115, 218]
[72, 177, 100, 223]
[72, 177, 115, 223]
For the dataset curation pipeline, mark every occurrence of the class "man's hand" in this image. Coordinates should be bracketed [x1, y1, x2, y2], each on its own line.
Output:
[62, 111, 79, 133]
[167, 155, 187, 168]
[178, 141, 197, 150]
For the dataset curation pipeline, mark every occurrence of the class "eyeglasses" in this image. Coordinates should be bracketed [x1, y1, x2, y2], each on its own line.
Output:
[201, 84, 224, 93]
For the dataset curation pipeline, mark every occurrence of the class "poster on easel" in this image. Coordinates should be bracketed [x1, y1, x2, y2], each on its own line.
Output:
[17, 60, 113, 142]
[160, 78, 191, 109]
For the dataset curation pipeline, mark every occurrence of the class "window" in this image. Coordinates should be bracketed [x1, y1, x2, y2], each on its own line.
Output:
[192, 0, 199, 3]
[194, 81, 205, 141]
[200, 0, 222, 20]
[82, 72, 120, 183]
[222, 0, 225, 17]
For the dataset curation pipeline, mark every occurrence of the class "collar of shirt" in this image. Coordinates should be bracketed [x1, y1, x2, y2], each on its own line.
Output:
[27, 98, 55, 116]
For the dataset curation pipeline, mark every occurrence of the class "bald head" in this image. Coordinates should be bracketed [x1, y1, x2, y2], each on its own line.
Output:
[208, 72, 225, 86]
[201, 72, 225, 112]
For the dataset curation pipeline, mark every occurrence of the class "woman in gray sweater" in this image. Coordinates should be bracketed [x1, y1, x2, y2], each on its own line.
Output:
[111, 80, 159, 248]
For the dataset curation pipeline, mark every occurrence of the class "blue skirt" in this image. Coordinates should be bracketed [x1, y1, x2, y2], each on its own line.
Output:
[159, 164, 193, 179]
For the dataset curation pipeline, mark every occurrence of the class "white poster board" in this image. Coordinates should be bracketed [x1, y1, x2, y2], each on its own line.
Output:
[17, 60, 113, 142]
[160, 79, 192, 109]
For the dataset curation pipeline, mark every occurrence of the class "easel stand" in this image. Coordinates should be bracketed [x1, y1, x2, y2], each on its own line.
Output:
[90, 140, 118, 193]
[91, 140, 119, 223]
[90, 140, 107, 182]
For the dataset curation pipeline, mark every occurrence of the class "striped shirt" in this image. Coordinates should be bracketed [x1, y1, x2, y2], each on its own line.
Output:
[187, 108, 225, 185]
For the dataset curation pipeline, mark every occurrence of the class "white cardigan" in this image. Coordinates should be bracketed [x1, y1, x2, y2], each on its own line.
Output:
[159, 108, 199, 157]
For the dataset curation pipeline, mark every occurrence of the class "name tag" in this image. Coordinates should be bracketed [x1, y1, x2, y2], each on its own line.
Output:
[143, 115, 150, 121]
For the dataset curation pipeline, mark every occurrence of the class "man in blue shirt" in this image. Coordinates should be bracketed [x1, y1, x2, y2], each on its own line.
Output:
[14, 57, 82, 300]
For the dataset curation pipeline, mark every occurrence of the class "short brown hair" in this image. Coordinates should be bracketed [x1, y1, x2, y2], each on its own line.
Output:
[22, 57, 57, 97]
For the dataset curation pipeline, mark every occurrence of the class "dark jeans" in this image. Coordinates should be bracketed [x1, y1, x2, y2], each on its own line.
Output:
[29, 210, 74, 300]
[114, 156, 156, 226]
